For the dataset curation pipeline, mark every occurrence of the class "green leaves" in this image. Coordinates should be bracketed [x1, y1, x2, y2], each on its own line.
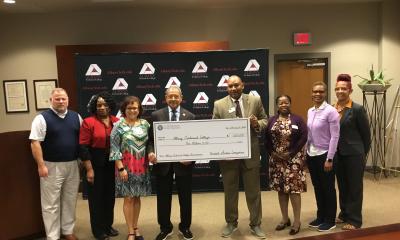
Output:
[354, 64, 393, 86]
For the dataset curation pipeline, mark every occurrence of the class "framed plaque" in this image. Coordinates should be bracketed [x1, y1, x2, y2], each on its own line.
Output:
[33, 79, 58, 110]
[3, 79, 29, 113]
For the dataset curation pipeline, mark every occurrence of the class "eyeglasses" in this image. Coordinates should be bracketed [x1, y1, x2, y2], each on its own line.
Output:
[312, 90, 325, 94]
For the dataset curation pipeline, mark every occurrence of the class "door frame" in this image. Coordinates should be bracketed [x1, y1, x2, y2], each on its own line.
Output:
[273, 52, 331, 113]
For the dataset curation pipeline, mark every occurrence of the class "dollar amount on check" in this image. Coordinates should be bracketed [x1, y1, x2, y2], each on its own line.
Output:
[153, 118, 251, 162]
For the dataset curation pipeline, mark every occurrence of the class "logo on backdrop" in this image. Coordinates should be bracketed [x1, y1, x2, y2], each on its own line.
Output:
[142, 93, 157, 111]
[249, 90, 260, 97]
[86, 64, 102, 76]
[165, 77, 181, 88]
[193, 92, 209, 109]
[192, 61, 208, 79]
[112, 78, 128, 90]
[217, 74, 230, 92]
[139, 63, 156, 80]
[84, 64, 102, 82]
[111, 78, 129, 96]
[244, 59, 260, 77]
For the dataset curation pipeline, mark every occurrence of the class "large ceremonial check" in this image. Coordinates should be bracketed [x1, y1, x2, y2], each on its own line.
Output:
[153, 118, 251, 162]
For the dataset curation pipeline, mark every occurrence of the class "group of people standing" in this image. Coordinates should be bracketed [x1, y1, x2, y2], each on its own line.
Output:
[29, 73, 370, 240]
[265, 74, 371, 237]
[29, 85, 196, 240]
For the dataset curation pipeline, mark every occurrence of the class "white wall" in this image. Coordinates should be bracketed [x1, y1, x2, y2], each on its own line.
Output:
[0, 1, 398, 133]
[381, 0, 400, 114]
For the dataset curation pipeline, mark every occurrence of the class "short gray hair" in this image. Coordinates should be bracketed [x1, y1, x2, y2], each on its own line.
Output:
[51, 88, 68, 96]
[165, 85, 182, 96]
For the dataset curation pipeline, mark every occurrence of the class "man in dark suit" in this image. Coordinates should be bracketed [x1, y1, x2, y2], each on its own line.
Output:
[334, 74, 371, 230]
[212, 75, 268, 239]
[148, 85, 196, 240]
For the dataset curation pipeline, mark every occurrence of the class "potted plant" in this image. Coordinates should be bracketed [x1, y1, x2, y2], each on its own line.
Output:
[355, 64, 393, 92]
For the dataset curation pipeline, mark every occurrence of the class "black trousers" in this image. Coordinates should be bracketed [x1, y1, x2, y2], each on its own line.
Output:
[156, 167, 192, 232]
[335, 153, 365, 228]
[307, 153, 337, 224]
[87, 160, 116, 237]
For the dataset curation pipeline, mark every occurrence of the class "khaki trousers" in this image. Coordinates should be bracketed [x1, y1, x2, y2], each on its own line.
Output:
[219, 159, 262, 227]
[40, 161, 80, 240]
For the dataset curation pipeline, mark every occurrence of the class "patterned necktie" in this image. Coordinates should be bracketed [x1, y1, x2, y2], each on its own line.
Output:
[171, 109, 177, 121]
[235, 100, 242, 118]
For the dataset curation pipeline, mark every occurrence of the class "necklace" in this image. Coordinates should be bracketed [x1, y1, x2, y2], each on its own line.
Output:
[278, 114, 290, 121]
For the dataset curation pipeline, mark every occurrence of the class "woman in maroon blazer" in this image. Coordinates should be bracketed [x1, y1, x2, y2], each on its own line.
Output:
[265, 95, 308, 235]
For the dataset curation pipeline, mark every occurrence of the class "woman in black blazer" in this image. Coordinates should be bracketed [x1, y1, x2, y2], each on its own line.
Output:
[334, 74, 371, 230]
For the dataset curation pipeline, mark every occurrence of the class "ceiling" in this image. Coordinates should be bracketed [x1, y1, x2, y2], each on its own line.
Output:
[0, 0, 381, 14]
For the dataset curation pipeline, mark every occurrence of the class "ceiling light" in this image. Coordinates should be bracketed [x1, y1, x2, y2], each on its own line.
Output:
[4, 0, 16, 4]
[92, 0, 133, 2]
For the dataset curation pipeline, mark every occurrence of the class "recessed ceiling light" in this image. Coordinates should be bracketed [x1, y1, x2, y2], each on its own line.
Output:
[4, 0, 16, 4]
[92, 0, 133, 2]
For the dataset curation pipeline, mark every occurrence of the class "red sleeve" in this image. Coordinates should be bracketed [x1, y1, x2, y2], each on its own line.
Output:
[111, 115, 119, 123]
[79, 118, 93, 145]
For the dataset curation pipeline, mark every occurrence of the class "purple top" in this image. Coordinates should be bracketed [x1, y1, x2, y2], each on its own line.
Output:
[307, 101, 340, 160]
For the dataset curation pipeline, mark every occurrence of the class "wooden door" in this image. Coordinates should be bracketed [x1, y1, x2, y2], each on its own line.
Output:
[276, 59, 327, 121]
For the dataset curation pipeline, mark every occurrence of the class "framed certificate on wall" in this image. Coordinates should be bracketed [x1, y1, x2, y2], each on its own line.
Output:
[33, 79, 58, 110]
[3, 79, 29, 113]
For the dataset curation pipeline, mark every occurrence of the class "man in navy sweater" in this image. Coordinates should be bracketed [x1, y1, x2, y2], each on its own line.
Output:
[30, 88, 82, 240]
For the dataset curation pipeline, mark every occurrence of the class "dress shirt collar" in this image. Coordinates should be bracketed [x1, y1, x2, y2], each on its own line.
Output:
[168, 106, 180, 121]
[50, 106, 68, 118]
[230, 95, 243, 104]
[312, 101, 328, 111]
[168, 106, 180, 114]
[334, 99, 353, 118]
[334, 99, 353, 110]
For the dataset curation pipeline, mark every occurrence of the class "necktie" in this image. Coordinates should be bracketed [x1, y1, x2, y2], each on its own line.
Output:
[235, 100, 242, 118]
[171, 109, 177, 121]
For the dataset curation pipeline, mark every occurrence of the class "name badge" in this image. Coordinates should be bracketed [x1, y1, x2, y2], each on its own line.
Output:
[228, 107, 235, 113]
[292, 125, 299, 129]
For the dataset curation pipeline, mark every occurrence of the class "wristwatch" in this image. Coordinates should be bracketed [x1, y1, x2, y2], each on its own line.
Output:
[326, 159, 333, 163]
[118, 167, 125, 172]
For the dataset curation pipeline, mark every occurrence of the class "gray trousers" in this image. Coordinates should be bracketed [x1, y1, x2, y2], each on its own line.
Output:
[40, 161, 80, 240]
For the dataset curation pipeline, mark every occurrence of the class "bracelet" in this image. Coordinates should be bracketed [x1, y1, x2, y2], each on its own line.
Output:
[118, 167, 125, 172]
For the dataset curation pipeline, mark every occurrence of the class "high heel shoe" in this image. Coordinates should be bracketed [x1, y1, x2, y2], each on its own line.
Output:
[134, 228, 144, 240]
[289, 223, 301, 235]
[127, 233, 135, 240]
[275, 219, 291, 231]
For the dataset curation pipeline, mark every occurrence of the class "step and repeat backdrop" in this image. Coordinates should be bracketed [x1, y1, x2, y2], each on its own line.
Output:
[75, 49, 269, 191]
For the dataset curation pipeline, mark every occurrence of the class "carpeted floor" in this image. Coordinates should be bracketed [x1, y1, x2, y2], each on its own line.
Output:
[67, 172, 400, 240]
[294, 223, 400, 240]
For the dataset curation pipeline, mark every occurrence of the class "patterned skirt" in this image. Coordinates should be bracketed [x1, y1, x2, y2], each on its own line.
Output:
[269, 150, 307, 194]
[115, 171, 152, 198]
